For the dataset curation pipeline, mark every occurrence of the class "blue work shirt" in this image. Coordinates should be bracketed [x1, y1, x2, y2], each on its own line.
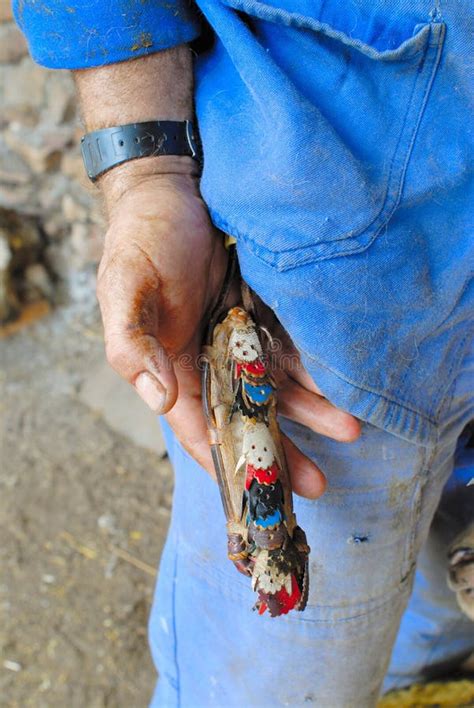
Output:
[14, 0, 473, 448]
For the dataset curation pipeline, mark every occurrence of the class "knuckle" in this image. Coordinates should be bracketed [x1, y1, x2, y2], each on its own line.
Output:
[104, 339, 129, 375]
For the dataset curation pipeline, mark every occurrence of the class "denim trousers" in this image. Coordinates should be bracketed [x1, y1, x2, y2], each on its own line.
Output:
[148, 345, 473, 707]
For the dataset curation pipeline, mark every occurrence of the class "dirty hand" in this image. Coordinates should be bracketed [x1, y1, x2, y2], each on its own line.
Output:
[75, 50, 359, 498]
[97, 159, 360, 499]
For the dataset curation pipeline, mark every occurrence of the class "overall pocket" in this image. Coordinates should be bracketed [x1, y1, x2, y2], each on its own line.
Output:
[199, 1, 446, 270]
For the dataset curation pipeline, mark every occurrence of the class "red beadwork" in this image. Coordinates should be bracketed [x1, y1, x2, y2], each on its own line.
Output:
[245, 462, 279, 490]
[235, 360, 267, 378]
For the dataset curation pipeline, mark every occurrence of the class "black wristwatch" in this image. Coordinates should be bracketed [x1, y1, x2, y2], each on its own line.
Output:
[80, 120, 200, 182]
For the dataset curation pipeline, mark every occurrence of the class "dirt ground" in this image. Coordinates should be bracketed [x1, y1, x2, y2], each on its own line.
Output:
[1, 300, 172, 707]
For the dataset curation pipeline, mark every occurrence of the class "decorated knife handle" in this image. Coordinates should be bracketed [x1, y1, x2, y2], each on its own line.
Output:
[202, 305, 310, 617]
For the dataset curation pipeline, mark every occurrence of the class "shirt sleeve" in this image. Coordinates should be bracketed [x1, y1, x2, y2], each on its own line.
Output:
[12, 0, 201, 70]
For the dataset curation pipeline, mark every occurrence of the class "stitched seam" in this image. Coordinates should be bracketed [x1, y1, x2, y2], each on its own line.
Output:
[224, 0, 430, 61]
[391, 22, 449, 408]
[186, 553, 410, 622]
[183, 547, 413, 621]
[401, 444, 430, 580]
[366, 21, 444, 272]
[291, 589, 411, 625]
[402, 400, 457, 579]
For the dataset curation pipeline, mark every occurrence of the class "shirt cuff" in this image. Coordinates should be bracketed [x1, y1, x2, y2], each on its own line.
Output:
[12, 0, 201, 70]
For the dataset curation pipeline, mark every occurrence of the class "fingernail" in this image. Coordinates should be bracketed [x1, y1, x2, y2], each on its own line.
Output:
[135, 371, 166, 412]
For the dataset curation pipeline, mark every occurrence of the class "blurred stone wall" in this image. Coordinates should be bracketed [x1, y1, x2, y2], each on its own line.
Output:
[0, 3, 103, 323]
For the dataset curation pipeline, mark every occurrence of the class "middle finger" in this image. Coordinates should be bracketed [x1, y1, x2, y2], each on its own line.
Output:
[278, 378, 361, 442]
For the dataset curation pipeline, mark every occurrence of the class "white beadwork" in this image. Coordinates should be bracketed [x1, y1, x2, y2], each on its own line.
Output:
[242, 422, 277, 469]
[228, 326, 263, 362]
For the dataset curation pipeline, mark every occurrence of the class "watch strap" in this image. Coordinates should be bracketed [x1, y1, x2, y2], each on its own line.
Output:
[80, 120, 199, 182]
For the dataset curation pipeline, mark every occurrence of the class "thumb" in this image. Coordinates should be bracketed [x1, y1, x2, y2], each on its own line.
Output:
[96, 251, 179, 415]
[105, 329, 179, 414]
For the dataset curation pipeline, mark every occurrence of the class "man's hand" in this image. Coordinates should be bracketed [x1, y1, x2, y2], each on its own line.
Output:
[97, 159, 232, 463]
[75, 48, 360, 500]
[97, 164, 225, 414]
[98, 164, 360, 498]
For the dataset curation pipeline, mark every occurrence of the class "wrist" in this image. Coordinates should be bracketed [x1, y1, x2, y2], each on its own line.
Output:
[100, 155, 200, 210]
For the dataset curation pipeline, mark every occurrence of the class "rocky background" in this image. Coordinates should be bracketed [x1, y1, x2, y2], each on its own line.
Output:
[0, 3, 103, 326]
[0, 5, 173, 707]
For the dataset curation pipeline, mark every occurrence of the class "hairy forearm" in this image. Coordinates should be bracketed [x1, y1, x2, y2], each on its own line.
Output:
[74, 46, 193, 128]
[73, 47, 198, 203]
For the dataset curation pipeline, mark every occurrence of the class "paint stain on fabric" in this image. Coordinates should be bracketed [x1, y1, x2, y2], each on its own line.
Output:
[131, 32, 153, 51]
[388, 479, 412, 508]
